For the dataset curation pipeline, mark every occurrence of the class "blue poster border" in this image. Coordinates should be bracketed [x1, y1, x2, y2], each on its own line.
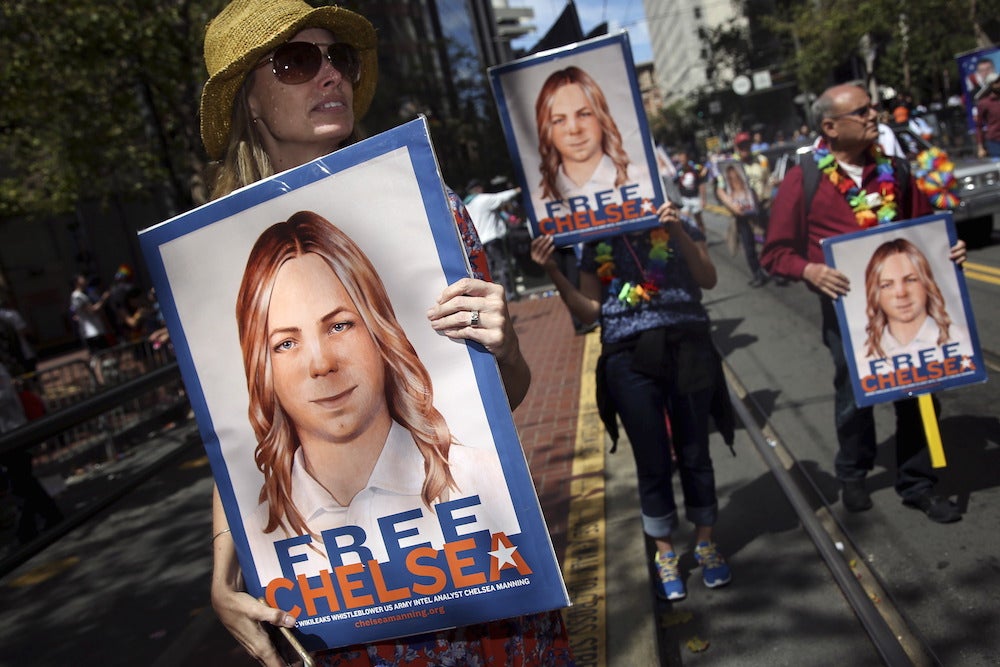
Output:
[488, 31, 664, 246]
[822, 212, 987, 407]
[138, 118, 568, 651]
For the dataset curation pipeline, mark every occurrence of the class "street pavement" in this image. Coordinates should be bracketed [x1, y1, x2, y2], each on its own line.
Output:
[1, 208, 997, 666]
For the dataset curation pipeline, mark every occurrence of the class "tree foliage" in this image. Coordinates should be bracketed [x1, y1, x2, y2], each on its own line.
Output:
[0, 0, 221, 220]
[0, 0, 510, 223]
[649, 99, 700, 149]
[701, 18, 753, 82]
[765, 0, 1000, 100]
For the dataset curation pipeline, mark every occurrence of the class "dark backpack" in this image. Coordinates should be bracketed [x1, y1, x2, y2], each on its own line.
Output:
[798, 152, 911, 217]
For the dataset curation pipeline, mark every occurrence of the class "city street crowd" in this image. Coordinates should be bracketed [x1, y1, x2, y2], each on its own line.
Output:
[0, 1, 990, 665]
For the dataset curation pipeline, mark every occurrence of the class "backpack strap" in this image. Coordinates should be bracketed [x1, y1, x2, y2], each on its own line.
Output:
[890, 155, 911, 205]
[800, 154, 821, 219]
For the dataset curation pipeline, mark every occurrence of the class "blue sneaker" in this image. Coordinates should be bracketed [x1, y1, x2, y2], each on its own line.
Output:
[654, 551, 686, 601]
[694, 542, 732, 588]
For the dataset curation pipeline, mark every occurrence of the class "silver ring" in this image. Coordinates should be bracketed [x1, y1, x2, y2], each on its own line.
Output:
[470, 310, 480, 327]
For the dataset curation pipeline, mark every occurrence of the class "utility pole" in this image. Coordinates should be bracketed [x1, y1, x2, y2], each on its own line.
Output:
[899, 6, 911, 92]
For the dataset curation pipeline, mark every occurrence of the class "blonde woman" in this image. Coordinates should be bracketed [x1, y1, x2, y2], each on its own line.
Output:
[198, 1, 568, 665]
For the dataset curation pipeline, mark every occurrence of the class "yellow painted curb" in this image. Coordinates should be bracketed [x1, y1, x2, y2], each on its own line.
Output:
[562, 330, 607, 667]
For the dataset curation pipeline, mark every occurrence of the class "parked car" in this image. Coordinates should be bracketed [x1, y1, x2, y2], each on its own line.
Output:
[760, 132, 999, 247]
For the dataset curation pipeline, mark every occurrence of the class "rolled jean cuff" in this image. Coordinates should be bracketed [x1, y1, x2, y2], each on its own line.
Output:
[685, 502, 718, 528]
[642, 510, 679, 539]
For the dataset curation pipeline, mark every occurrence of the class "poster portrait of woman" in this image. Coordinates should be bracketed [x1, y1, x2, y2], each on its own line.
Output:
[140, 122, 569, 648]
[822, 213, 985, 406]
[533, 65, 641, 203]
[855, 237, 972, 377]
[489, 32, 663, 246]
[235, 212, 519, 577]
[713, 159, 757, 216]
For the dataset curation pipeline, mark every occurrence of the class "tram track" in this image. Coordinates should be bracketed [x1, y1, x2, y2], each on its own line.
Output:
[722, 362, 939, 666]
[632, 214, 1000, 665]
[652, 217, 998, 665]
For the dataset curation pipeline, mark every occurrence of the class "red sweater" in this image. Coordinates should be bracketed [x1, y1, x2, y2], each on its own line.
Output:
[761, 158, 933, 280]
[976, 93, 1000, 145]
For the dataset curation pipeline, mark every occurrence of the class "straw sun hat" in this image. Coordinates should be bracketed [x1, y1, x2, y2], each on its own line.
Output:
[200, 0, 378, 160]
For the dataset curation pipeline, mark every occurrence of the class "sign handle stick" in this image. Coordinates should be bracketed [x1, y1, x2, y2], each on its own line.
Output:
[918, 394, 947, 468]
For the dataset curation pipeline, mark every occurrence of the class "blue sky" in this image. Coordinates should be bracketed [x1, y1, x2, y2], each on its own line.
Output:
[508, 0, 653, 64]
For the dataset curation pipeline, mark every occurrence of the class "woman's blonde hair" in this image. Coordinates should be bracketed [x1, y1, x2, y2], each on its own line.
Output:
[863, 238, 951, 359]
[236, 211, 457, 538]
[534, 66, 630, 201]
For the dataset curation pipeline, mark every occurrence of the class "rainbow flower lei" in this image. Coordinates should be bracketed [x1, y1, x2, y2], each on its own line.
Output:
[914, 146, 960, 209]
[595, 228, 674, 307]
[813, 140, 897, 228]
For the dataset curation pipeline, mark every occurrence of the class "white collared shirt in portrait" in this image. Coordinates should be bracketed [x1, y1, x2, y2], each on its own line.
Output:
[246, 420, 520, 580]
[855, 316, 972, 379]
[533, 153, 653, 221]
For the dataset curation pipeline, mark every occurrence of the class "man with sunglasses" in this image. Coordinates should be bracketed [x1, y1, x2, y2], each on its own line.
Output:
[761, 83, 966, 524]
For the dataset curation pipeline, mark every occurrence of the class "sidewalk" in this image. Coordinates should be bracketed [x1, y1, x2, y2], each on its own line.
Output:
[0, 283, 886, 667]
[0, 291, 613, 667]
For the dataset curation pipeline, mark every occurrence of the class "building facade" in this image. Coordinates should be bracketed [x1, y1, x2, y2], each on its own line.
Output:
[642, 0, 740, 104]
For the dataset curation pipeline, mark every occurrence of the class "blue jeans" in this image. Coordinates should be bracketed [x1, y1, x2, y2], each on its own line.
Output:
[820, 298, 937, 500]
[735, 214, 763, 277]
[603, 347, 718, 539]
[483, 239, 513, 299]
[986, 139, 1000, 158]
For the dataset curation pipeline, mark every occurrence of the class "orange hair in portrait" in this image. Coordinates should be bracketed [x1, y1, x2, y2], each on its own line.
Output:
[235, 211, 457, 538]
[863, 238, 951, 359]
[534, 66, 630, 201]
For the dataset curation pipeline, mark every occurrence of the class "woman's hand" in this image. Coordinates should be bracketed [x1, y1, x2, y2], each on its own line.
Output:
[657, 201, 683, 232]
[949, 239, 967, 266]
[212, 486, 295, 667]
[211, 572, 295, 667]
[427, 277, 530, 408]
[529, 235, 559, 272]
[427, 277, 516, 360]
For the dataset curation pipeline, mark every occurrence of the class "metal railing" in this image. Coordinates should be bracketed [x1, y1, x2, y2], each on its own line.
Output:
[14, 340, 185, 470]
[1, 340, 193, 575]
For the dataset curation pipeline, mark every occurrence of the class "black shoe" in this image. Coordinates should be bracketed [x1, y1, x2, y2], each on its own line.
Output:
[903, 492, 961, 523]
[842, 480, 873, 512]
[748, 272, 769, 288]
[574, 321, 598, 335]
